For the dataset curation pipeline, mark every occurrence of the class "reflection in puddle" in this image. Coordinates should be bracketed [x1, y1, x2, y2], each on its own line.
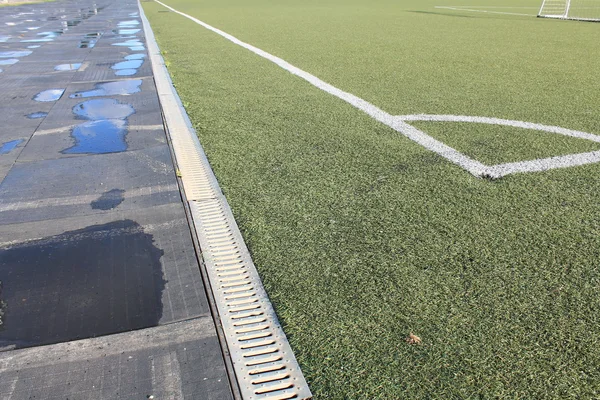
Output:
[63, 119, 128, 154]
[27, 112, 48, 119]
[21, 38, 53, 43]
[21, 30, 62, 43]
[113, 60, 143, 69]
[0, 36, 10, 43]
[113, 28, 140, 35]
[125, 54, 146, 60]
[112, 39, 144, 51]
[0, 51, 32, 58]
[79, 39, 97, 48]
[0, 59, 19, 66]
[55, 63, 82, 71]
[73, 99, 135, 120]
[0, 139, 24, 155]
[118, 20, 140, 28]
[111, 59, 143, 76]
[34, 89, 65, 102]
[114, 69, 137, 76]
[70, 80, 142, 98]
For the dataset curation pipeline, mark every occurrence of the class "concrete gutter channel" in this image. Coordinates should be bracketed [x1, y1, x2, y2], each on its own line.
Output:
[0, 0, 311, 398]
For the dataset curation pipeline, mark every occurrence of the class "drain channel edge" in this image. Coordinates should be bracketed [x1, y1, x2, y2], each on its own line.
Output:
[139, 2, 313, 399]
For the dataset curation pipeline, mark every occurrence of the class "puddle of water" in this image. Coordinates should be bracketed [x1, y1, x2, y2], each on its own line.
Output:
[114, 69, 137, 76]
[125, 54, 146, 60]
[22, 31, 62, 43]
[0, 51, 32, 58]
[34, 89, 65, 102]
[26, 112, 48, 119]
[0, 139, 24, 155]
[27, 45, 41, 49]
[118, 20, 140, 28]
[113, 28, 140, 35]
[79, 39, 97, 48]
[55, 63, 82, 71]
[67, 20, 81, 27]
[73, 99, 135, 120]
[91, 188, 125, 210]
[70, 80, 142, 98]
[63, 119, 128, 154]
[129, 12, 139, 17]
[0, 36, 10, 43]
[85, 32, 102, 38]
[21, 38, 54, 43]
[111, 58, 144, 76]
[112, 39, 145, 51]
[0, 59, 19, 66]
[112, 60, 143, 70]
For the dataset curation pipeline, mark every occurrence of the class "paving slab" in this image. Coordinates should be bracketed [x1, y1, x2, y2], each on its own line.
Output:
[0, 0, 234, 398]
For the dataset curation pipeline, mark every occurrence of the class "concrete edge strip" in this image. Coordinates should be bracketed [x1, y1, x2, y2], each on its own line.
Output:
[138, 3, 313, 400]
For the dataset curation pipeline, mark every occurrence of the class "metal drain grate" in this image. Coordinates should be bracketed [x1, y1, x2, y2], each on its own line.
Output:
[139, 2, 312, 399]
[191, 198, 311, 400]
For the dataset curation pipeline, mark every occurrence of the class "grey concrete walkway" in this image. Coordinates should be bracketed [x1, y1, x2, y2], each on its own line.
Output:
[0, 1, 234, 398]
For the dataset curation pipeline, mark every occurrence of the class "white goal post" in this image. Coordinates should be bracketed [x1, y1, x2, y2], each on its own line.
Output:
[538, 0, 600, 21]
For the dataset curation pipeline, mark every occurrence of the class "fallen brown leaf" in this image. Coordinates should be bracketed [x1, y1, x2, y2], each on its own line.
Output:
[406, 333, 422, 345]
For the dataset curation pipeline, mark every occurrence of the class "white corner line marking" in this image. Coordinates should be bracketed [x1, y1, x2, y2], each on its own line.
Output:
[434, 6, 535, 17]
[154, 0, 600, 178]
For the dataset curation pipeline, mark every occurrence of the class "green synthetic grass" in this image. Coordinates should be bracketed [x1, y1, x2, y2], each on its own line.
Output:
[411, 122, 600, 165]
[144, 0, 600, 398]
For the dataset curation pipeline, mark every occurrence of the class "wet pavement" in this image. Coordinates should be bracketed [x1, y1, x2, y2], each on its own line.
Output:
[0, 0, 233, 399]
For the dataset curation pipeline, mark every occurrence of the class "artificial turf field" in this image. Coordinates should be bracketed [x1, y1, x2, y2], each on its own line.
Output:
[143, 1, 600, 398]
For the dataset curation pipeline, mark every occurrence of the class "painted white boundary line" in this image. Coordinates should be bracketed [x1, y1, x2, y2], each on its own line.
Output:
[154, 0, 600, 179]
[434, 6, 535, 17]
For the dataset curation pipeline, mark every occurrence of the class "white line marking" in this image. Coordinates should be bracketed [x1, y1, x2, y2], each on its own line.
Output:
[153, 0, 600, 178]
[434, 6, 535, 17]
[397, 115, 600, 143]
[443, 6, 538, 9]
[489, 151, 600, 177]
[153, 0, 487, 176]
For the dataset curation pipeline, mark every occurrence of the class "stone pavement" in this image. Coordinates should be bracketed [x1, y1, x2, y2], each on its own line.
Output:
[0, 0, 235, 398]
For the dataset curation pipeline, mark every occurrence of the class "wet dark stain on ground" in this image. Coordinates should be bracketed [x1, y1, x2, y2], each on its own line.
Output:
[0, 220, 166, 349]
[91, 189, 125, 210]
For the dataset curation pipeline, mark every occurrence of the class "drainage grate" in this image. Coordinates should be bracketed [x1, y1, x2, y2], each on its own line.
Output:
[191, 198, 311, 400]
[139, 2, 312, 399]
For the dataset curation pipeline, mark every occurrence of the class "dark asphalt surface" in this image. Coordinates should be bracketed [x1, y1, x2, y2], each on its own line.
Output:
[0, 0, 233, 398]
